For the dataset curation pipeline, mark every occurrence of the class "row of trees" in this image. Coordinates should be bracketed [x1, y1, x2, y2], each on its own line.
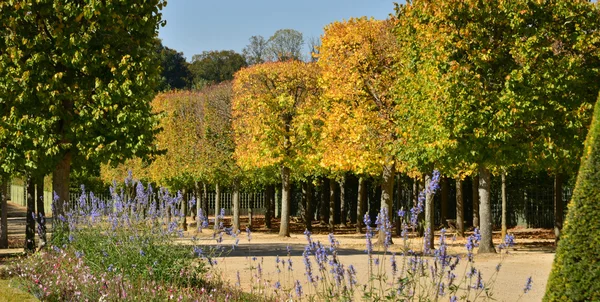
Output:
[104, 1, 600, 255]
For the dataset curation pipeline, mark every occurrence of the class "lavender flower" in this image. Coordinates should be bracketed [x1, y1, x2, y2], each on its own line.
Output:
[524, 277, 533, 293]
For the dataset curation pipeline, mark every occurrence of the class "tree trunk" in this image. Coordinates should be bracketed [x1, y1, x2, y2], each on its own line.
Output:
[195, 181, 202, 231]
[265, 185, 274, 229]
[0, 177, 9, 249]
[319, 178, 329, 225]
[339, 175, 347, 227]
[181, 188, 188, 231]
[52, 151, 72, 220]
[424, 174, 434, 250]
[501, 171, 507, 239]
[554, 173, 563, 244]
[456, 179, 464, 237]
[279, 166, 291, 237]
[472, 175, 480, 228]
[478, 166, 496, 253]
[356, 177, 367, 233]
[329, 179, 336, 232]
[202, 182, 208, 217]
[35, 175, 46, 249]
[395, 175, 402, 236]
[378, 161, 395, 245]
[441, 177, 449, 227]
[248, 193, 254, 228]
[232, 182, 240, 233]
[275, 185, 280, 219]
[305, 181, 313, 231]
[412, 179, 418, 208]
[214, 183, 221, 231]
[25, 175, 36, 252]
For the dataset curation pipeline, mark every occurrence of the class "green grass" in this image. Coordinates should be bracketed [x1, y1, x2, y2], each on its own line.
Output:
[0, 279, 37, 302]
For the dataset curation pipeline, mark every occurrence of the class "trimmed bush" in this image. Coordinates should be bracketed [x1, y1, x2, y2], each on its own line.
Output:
[544, 98, 600, 301]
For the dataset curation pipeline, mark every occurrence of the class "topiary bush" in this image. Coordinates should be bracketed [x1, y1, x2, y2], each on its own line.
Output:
[544, 98, 600, 301]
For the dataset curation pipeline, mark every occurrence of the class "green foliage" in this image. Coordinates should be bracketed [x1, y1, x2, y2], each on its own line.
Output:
[0, 0, 165, 194]
[242, 35, 269, 66]
[266, 29, 304, 62]
[157, 42, 193, 91]
[190, 50, 247, 88]
[544, 96, 600, 301]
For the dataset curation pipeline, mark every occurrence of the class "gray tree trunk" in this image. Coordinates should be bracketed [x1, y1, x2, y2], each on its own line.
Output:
[265, 185, 274, 229]
[478, 166, 496, 253]
[424, 174, 434, 250]
[339, 175, 347, 227]
[441, 177, 449, 227]
[456, 179, 464, 237]
[275, 185, 280, 219]
[52, 151, 72, 220]
[329, 179, 335, 232]
[319, 178, 329, 225]
[305, 181, 313, 231]
[214, 183, 221, 231]
[378, 162, 395, 245]
[472, 175, 480, 228]
[202, 182, 208, 218]
[232, 182, 240, 233]
[395, 174, 402, 236]
[25, 175, 36, 252]
[554, 173, 563, 244]
[1, 177, 9, 248]
[356, 177, 367, 233]
[501, 171, 507, 239]
[279, 166, 291, 237]
[35, 176, 46, 249]
[248, 193, 254, 227]
[181, 188, 188, 231]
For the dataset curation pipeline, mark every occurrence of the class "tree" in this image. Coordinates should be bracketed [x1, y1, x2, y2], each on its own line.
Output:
[242, 35, 269, 66]
[266, 29, 304, 62]
[317, 17, 400, 238]
[0, 0, 166, 217]
[157, 42, 193, 91]
[189, 50, 247, 87]
[232, 61, 320, 237]
[544, 95, 600, 302]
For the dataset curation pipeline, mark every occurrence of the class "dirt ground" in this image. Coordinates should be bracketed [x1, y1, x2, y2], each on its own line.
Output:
[188, 224, 555, 302]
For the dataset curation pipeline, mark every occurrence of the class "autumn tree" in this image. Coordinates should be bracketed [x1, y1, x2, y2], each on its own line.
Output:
[243, 35, 269, 66]
[317, 17, 400, 238]
[232, 61, 320, 237]
[0, 0, 166, 218]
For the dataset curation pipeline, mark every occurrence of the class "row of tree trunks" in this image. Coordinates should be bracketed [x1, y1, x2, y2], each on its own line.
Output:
[0, 177, 9, 248]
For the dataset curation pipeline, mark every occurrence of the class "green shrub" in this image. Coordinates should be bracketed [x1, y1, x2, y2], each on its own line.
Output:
[544, 99, 600, 301]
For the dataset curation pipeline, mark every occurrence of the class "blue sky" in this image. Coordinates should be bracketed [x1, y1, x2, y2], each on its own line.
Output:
[158, 0, 398, 61]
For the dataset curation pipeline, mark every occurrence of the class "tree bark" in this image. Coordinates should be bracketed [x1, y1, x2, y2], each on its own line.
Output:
[232, 182, 240, 233]
[378, 161, 395, 245]
[35, 175, 46, 249]
[195, 181, 202, 231]
[264, 185, 274, 229]
[329, 179, 336, 232]
[202, 182, 208, 218]
[275, 185, 280, 219]
[52, 151, 72, 220]
[395, 174, 402, 237]
[501, 171, 507, 239]
[248, 192, 254, 228]
[478, 166, 496, 253]
[356, 176, 367, 233]
[456, 179, 464, 237]
[472, 175, 480, 228]
[441, 177, 449, 227]
[0, 177, 9, 249]
[279, 166, 291, 237]
[181, 188, 188, 231]
[319, 178, 329, 225]
[305, 181, 313, 231]
[424, 174, 434, 250]
[214, 183, 221, 231]
[339, 175, 347, 227]
[554, 173, 563, 244]
[25, 175, 36, 252]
